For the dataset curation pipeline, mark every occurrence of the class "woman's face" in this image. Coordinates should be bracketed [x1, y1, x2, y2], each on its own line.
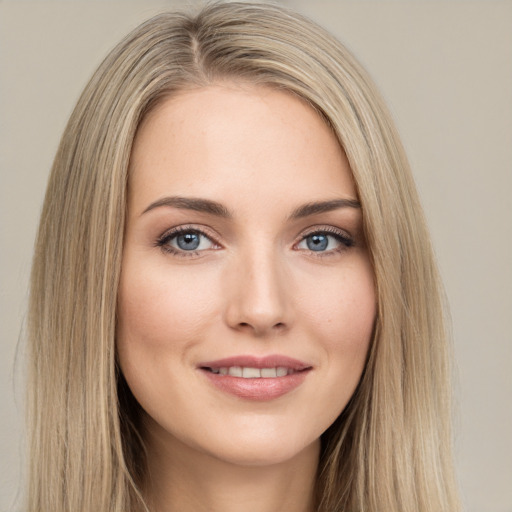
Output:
[117, 84, 376, 467]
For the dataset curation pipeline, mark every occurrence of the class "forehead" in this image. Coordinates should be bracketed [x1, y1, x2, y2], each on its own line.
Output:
[128, 84, 357, 216]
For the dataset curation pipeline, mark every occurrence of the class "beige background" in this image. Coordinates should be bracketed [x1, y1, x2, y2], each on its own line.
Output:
[1, 1, 511, 511]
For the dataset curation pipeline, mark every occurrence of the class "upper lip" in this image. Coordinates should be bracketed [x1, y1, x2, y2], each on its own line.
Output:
[198, 354, 312, 371]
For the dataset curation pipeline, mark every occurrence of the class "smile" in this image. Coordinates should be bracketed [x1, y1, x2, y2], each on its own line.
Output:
[198, 355, 312, 400]
[205, 366, 299, 378]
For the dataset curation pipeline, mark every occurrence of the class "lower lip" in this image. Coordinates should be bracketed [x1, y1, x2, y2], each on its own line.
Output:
[200, 370, 310, 401]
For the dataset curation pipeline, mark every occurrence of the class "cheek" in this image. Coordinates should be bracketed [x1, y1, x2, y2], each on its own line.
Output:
[299, 257, 376, 385]
[115, 260, 222, 393]
[117, 261, 216, 346]
[115, 260, 223, 430]
[304, 258, 375, 342]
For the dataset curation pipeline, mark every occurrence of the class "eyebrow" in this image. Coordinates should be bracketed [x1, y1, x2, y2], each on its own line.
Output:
[142, 196, 232, 217]
[288, 198, 361, 219]
[141, 196, 360, 219]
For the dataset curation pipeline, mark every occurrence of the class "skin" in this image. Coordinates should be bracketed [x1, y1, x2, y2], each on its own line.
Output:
[117, 83, 376, 512]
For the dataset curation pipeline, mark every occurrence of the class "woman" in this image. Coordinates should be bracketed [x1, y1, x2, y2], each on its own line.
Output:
[27, 2, 459, 511]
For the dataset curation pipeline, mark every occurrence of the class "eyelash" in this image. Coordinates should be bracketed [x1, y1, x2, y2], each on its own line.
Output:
[155, 225, 219, 258]
[155, 225, 354, 258]
[298, 226, 354, 258]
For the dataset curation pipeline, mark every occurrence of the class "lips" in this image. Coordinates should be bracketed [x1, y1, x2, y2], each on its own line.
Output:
[198, 355, 312, 401]
[209, 366, 293, 378]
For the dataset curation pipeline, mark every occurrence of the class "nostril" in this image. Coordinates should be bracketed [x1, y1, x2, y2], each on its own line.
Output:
[235, 321, 286, 334]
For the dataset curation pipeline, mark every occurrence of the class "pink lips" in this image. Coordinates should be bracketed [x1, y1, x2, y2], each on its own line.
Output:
[198, 354, 312, 401]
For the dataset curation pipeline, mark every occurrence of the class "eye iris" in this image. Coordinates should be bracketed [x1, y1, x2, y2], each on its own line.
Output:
[177, 232, 200, 250]
[307, 234, 329, 251]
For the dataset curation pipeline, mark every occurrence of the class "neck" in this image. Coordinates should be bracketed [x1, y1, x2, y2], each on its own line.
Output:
[142, 420, 320, 512]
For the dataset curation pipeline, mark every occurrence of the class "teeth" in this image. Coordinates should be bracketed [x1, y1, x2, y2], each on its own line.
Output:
[276, 367, 288, 377]
[242, 367, 261, 378]
[210, 366, 294, 378]
[260, 367, 277, 378]
[228, 366, 243, 377]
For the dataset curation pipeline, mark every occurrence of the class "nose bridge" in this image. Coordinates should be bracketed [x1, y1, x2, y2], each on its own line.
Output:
[224, 240, 290, 335]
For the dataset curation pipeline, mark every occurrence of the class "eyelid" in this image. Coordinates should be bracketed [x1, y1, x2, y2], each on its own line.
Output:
[155, 224, 222, 257]
[155, 223, 354, 258]
[301, 223, 351, 235]
[293, 225, 354, 254]
[297, 225, 353, 242]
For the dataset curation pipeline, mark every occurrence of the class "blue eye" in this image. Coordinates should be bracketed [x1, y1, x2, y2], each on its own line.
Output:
[306, 234, 329, 251]
[176, 232, 201, 250]
[297, 230, 353, 253]
[157, 228, 217, 255]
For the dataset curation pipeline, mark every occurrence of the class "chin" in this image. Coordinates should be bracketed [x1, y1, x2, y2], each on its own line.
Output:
[197, 429, 321, 468]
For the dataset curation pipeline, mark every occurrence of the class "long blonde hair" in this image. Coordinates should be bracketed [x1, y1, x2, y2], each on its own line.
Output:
[27, 2, 459, 511]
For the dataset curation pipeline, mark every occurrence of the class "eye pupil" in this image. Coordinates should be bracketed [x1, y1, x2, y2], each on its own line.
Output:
[177, 232, 200, 250]
[307, 234, 328, 251]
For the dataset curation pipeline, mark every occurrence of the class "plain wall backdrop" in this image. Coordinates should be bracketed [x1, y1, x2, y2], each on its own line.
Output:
[1, 1, 511, 511]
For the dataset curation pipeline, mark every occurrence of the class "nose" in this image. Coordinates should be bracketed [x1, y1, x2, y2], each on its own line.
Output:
[224, 247, 291, 337]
